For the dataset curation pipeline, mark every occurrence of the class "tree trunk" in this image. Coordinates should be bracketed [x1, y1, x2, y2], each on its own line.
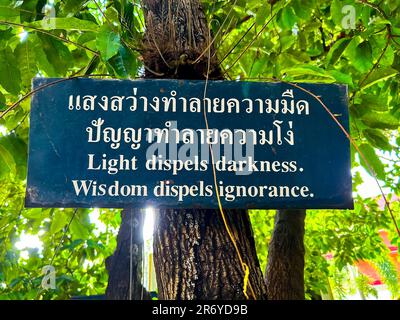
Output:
[153, 209, 267, 299]
[265, 209, 306, 300]
[105, 209, 150, 300]
[141, 0, 266, 300]
[141, 0, 222, 79]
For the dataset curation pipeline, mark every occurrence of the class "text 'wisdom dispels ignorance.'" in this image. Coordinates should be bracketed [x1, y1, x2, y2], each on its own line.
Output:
[69, 87, 315, 203]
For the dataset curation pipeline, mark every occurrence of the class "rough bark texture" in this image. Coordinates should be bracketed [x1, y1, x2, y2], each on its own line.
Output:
[105, 209, 150, 300]
[265, 209, 306, 300]
[142, 0, 222, 79]
[153, 209, 267, 300]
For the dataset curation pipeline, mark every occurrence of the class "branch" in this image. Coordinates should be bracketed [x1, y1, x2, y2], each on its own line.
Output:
[350, 0, 394, 101]
[240, 76, 400, 238]
[218, 21, 256, 66]
[357, 0, 389, 20]
[358, 39, 390, 89]
[286, 82, 400, 238]
[222, 12, 277, 75]
[0, 20, 99, 55]
[192, 0, 238, 64]
[0, 74, 114, 120]
[92, 0, 139, 55]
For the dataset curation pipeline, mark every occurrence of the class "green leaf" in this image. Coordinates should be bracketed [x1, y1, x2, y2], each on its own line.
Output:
[330, 0, 347, 26]
[22, 208, 43, 219]
[107, 52, 128, 78]
[118, 46, 140, 77]
[19, 0, 37, 23]
[277, 6, 297, 30]
[9, 277, 22, 288]
[15, 40, 38, 89]
[61, 0, 88, 16]
[0, 47, 21, 95]
[62, 239, 84, 251]
[105, 6, 120, 25]
[328, 69, 353, 86]
[38, 34, 73, 75]
[285, 65, 336, 82]
[361, 112, 399, 129]
[120, 1, 138, 38]
[370, 37, 394, 67]
[0, 0, 19, 20]
[291, 0, 313, 20]
[29, 17, 98, 31]
[358, 144, 385, 180]
[326, 38, 351, 66]
[360, 67, 398, 90]
[0, 134, 27, 179]
[31, 34, 57, 77]
[353, 41, 373, 73]
[50, 211, 68, 234]
[83, 55, 100, 75]
[0, 91, 5, 111]
[249, 55, 268, 78]
[0, 143, 15, 179]
[255, 5, 270, 26]
[363, 129, 392, 151]
[70, 211, 91, 240]
[77, 32, 96, 45]
[360, 94, 388, 111]
[96, 25, 120, 61]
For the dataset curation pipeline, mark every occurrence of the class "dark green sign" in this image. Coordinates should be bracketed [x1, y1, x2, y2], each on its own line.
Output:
[26, 78, 353, 209]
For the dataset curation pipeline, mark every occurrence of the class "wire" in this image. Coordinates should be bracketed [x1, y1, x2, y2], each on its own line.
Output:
[202, 27, 256, 300]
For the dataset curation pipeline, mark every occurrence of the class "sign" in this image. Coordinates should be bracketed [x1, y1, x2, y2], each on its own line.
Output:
[25, 78, 353, 209]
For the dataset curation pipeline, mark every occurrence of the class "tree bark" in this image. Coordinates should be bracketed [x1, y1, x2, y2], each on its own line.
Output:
[141, 0, 266, 299]
[153, 209, 267, 299]
[105, 209, 150, 300]
[141, 0, 222, 79]
[265, 209, 306, 300]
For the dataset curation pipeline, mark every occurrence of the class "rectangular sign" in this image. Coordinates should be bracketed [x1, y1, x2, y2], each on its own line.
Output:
[26, 78, 353, 209]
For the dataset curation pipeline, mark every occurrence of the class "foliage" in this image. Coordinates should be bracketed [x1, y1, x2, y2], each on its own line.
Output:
[0, 0, 399, 299]
[250, 195, 397, 299]
[373, 255, 400, 299]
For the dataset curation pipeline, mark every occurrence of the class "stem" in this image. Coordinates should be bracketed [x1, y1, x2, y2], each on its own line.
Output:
[0, 20, 98, 55]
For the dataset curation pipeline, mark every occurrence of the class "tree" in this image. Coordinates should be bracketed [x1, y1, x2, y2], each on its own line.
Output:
[140, 0, 266, 300]
[265, 209, 306, 300]
[105, 208, 150, 300]
[0, 0, 400, 300]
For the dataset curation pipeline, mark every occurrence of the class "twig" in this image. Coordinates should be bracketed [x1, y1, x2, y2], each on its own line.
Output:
[6, 64, 91, 132]
[146, 17, 172, 69]
[288, 81, 400, 237]
[240, 76, 400, 237]
[0, 20, 99, 55]
[192, 0, 237, 64]
[50, 209, 79, 266]
[0, 74, 114, 120]
[222, 12, 277, 75]
[92, 0, 139, 55]
[218, 21, 256, 66]
[212, 15, 237, 58]
[358, 39, 390, 89]
[350, 0, 393, 102]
